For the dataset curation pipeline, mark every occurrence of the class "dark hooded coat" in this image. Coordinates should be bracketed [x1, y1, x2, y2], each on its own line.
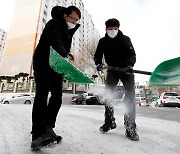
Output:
[33, 6, 80, 71]
[31, 6, 80, 137]
[94, 30, 136, 68]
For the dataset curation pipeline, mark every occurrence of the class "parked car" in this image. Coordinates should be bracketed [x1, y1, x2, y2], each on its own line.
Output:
[157, 92, 180, 107]
[2, 94, 34, 104]
[71, 92, 101, 105]
[135, 96, 146, 106]
[71, 93, 86, 105]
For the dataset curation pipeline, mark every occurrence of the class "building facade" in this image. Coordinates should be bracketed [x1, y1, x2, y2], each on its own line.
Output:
[0, 28, 7, 63]
[0, 0, 99, 78]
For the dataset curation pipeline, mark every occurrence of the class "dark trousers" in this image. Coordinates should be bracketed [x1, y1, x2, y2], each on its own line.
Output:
[104, 70, 136, 122]
[32, 66, 63, 137]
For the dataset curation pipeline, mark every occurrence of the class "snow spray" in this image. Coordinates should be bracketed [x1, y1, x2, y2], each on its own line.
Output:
[87, 85, 136, 121]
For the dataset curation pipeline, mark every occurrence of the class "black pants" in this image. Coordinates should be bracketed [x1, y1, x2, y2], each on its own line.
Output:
[32, 66, 63, 138]
[104, 70, 136, 122]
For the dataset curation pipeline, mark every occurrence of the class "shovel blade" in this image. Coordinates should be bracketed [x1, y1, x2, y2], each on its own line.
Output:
[149, 57, 180, 86]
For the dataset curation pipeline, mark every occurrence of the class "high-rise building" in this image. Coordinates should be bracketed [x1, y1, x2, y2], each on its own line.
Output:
[0, 28, 7, 63]
[0, 0, 99, 78]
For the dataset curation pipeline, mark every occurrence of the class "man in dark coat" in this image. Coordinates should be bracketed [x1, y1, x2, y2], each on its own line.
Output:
[31, 6, 81, 149]
[94, 18, 139, 141]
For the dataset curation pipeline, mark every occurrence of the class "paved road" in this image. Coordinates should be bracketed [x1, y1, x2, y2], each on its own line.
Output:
[137, 106, 180, 122]
[77, 104, 180, 123]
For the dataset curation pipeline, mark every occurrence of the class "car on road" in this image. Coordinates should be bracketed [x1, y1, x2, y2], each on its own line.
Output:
[157, 92, 180, 107]
[71, 92, 102, 105]
[1, 94, 34, 104]
[135, 96, 146, 106]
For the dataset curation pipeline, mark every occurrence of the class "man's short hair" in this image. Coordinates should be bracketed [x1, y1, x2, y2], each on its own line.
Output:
[65, 6, 81, 19]
[105, 18, 120, 28]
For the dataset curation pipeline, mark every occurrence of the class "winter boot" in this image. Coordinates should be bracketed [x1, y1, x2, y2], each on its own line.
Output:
[100, 104, 116, 132]
[124, 114, 139, 141]
[47, 127, 63, 144]
[99, 117, 117, 132]
[31, 128, 56, 150]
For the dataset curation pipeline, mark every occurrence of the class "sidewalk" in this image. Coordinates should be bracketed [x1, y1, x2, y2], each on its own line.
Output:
[0, 104, 180, 154]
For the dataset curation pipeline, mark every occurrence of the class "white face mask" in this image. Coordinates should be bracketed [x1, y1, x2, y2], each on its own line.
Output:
[67, 22, 76, 29]
[107, 29, 118, 38]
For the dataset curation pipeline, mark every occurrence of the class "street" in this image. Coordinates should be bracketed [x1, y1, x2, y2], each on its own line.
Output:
[137, 106, 180, 122]
[0, 104, 180, 154]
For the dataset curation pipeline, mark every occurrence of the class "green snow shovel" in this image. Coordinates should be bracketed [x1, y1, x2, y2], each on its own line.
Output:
[149, 57, 180, 86]
[49, 46, 94, 84]
[105, 57, 180, 86]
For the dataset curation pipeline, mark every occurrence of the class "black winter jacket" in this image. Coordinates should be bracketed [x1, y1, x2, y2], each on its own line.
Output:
[33, 6, 80, 70]
[94, 30, 136, 68]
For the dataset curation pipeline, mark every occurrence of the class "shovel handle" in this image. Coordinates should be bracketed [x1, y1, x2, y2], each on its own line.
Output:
[133, 70, 152, 75]
[106, 66, 152, 75]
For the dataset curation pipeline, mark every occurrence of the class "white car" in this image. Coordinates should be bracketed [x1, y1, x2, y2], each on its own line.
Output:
[2, 94, 34, 104]
[157, 92, 180, 107]
[135, 96, 146, 106]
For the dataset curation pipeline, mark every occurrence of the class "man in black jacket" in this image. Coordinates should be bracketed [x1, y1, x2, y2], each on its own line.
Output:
[31, 6, 81, 149]
[94, 18, 139, 141]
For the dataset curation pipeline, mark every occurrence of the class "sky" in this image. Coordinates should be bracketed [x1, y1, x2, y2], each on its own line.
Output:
[0, 0, 17, 31]
[83, 0, 180, 83]
[0, 102, 180, 153]
[0, 0, 180, 83]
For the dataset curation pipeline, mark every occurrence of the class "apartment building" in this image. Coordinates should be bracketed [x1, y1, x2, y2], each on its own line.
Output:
[0, 28, 7, 62]
[0, 0, 99, 78]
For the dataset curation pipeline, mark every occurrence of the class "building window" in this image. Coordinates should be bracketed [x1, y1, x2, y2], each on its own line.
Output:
[41, 27, 44, 32]
[44, 10, 47, 17]
[42, 18, 46, 24]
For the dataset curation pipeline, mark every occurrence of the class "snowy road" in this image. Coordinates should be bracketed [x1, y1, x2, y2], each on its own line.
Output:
[0, 104, 180, 154]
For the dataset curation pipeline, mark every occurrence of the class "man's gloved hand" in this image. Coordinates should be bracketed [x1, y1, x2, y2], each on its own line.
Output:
[96, 64, 104, 71]
[67, 53, 74, 61]
[126, 66, 133, 73]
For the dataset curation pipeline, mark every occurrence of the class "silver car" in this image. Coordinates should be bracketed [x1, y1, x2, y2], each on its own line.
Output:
[2, 94, 34, 104]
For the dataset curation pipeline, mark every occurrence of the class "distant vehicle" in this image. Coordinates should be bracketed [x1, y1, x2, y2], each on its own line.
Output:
[71, 93, 86, 105]
[71, 92, 102, 105]
[135, 89, 146, 106]
[2, 94, 34, 104]
[135, 96, 146, 106]
[157, 92, 180, 107]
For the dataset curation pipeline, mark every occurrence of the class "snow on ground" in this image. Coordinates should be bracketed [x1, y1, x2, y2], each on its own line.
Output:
[0, 104, 180, 154]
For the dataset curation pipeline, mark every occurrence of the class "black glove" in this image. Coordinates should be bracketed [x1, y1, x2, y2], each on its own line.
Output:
[96, 64, 104, 71]
[126, 66, 133, 73]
